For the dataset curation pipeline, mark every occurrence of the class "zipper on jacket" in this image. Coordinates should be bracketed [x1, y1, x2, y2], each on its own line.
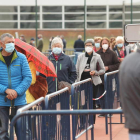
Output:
[56, 61, 58, 91]
[6, 65, 13, 106]
[60, 63, 62, 70]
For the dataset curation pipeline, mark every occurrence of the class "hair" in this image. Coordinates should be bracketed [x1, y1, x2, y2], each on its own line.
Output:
[51, 37, 63, 48]
[38, 34, 43, 38]
[100, 37, 110, 48]
[110, 37, 116, 43]
[111, 41, 116, 49]
[84, 39, 94, 46]
[94, 37, 102, 42]
[116, 36, 124, 43]
[78, 35, 82, 39]
[0, 33, 14, 42]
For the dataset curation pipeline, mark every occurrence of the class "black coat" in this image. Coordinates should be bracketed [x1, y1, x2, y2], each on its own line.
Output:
[74, 39, 85, 52]
[96, 48, 120, 83]
[40, 53, 77, 94]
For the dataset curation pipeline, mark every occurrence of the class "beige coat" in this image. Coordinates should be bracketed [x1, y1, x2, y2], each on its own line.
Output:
[76, 52, 105, 85]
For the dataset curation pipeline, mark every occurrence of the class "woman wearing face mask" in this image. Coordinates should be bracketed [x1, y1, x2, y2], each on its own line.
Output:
[113, 36, 125, 62]
[40, 37, 77, 94]
[96, 37, 120, 117]
[94, 37, 102, 52]
[76, 39, 105, 123]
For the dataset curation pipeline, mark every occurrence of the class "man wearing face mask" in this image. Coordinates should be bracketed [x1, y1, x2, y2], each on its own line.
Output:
[40, 37, 77, 94]
[76, 39, 105, 123]
[0, 33, 32, 139]
[29, 37, 35, 47]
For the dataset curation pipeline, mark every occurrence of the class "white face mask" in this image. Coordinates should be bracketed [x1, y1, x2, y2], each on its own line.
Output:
[85, 46, 93, 53]
[102, 44, 108, 50]
[129, 44, 134, 48]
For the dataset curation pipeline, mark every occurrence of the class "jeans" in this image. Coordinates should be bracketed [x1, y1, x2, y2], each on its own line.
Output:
[129, 133, 140, 140]
[0, 105, 24, 140]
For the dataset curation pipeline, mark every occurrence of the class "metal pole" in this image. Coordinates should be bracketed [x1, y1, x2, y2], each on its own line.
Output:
[122, 1, 125, 28]
[131, 0, 133, 24]
[35, 0, 38, 47]
[84, 0, 86, 41]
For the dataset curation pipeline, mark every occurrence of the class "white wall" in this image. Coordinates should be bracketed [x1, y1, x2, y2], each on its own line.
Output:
[1, 0, 140, 6]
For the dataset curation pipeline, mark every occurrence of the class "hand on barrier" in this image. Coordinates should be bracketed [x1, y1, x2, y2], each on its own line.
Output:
[105, 66, 109, 71]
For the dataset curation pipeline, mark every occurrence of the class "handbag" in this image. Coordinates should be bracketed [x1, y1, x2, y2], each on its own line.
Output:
[29, 75, 48, 99]
[58, 81, 71, 94]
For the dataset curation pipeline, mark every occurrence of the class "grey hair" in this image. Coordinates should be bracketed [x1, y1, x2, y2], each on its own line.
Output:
[51, 37, 63, 48]
[0, 33, 14, 42]
[78, 35, 82, 39]
[85, 39, 94, 46]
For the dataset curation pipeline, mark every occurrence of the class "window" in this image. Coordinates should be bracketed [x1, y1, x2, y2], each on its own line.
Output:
[65, 14, 84, 20]
[20, 22, 40, 28]
[125, 5, 140, 12]
[20, 6, 40, 12]
[65, 6, 84, 12]
[87, 14, 106, 20]
[65, 22, 84, 28]
[125, 13, 140, 20]
[20, 14, 40, 20]
[43, 22, 62, 28]
[109, 22, 122, 28]
[0, 22, 17, 28]
[0, 6, 17, 12]
[87, 6, 106, 12]
[109, 14, 122, 20]
[109, 6, 123, 12]
[43, 6, 62, 12]
[87, 22, 106, 28]
[0, 14, 17, 20]
[43, 14, 62, 20]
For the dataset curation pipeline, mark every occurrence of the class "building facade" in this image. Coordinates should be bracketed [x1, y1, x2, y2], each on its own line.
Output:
[0, 0, 140, 30]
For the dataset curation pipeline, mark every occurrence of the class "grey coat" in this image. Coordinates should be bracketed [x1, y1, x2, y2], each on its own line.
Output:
[119, 49, 140, 132]
[76, 52, 105, 85]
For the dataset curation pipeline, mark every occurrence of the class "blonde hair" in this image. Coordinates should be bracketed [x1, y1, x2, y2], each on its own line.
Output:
[94, 37, 102, 42]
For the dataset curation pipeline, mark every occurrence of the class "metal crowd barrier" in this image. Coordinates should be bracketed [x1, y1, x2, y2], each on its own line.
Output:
[10, 97, 45, 140]
[104, 70, 123, 134]
[10, 109, 123, 140]
[71, 78, 94, 140]
[44, 87, 70, 140]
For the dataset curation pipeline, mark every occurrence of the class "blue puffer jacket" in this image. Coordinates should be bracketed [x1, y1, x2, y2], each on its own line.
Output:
[0, 50, 32, 106]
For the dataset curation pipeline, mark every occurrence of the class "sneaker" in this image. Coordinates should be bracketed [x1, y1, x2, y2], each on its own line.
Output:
[96, 104, 101, 109]
[107, 114, 113, 117]
[98, 114, 105, 117]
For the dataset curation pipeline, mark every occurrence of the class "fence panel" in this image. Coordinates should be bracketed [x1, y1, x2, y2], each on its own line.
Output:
[44, 87, 70, 140]
[10, 97, 45, 140]
[71, 78, 94, 140]
[10, 109, 123, 140]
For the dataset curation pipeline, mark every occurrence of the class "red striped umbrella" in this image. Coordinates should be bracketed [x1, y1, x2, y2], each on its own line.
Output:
[15, 38, 57, 77]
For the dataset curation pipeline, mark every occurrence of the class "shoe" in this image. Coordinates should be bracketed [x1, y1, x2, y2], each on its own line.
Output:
[98, 114, 105, 117]
[107, 114, 113, 117]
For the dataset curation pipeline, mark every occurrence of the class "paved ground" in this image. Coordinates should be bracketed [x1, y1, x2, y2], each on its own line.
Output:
[77, 114, 129, 140]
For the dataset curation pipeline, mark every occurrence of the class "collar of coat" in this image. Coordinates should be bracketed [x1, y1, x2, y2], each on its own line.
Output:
[0, 49, 18, 64]
[49, 53, 65, 61]
[98, 48, 110, 53]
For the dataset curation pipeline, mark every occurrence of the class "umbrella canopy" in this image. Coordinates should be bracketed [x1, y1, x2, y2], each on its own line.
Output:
[15, 38, 57, 77]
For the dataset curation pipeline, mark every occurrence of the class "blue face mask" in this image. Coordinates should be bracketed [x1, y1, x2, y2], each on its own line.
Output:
[95, 43, 100, 48]
[117, 44, 123, 48]
[5, 43, 15, 53]
[52, 47, 62, 54]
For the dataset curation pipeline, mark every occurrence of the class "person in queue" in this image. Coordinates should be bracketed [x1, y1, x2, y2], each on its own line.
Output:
[113, 36, 125, 62]
[0, 33, 32, 139]
[94, 37, 102, 52]
[76, 39, 105, 123]
[97, 37, 120, 117]
[40, 37, 77, 94]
